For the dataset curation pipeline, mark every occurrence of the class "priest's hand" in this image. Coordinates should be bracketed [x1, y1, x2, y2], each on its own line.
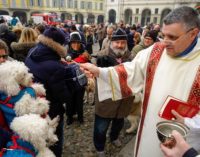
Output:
[160, 130, 191, 157]
[80, 63, 100, 78]
[171, 110, 184, 124]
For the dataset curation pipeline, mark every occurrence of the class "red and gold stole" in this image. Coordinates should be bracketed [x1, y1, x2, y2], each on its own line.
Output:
[135, 42, 200, 157]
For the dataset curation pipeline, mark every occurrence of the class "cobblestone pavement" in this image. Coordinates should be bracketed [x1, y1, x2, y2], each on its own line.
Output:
[62, 43, 135, 157]
[63, 100, 135, 157]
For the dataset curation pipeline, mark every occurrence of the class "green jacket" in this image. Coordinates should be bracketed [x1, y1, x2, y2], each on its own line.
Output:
[131, 41, 147, 55]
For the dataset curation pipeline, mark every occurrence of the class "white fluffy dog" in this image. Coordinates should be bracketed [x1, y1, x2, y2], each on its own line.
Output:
[0, 60, 59, 155]
[0, 60, 49, 116]
[10, 114, 56, 157]
[0, 60, 34, 96]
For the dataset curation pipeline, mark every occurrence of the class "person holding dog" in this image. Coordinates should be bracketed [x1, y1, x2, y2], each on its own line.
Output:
[93, 28, 136, 157]
[25, 27, 71, 157]
[80, 6, 200, 157]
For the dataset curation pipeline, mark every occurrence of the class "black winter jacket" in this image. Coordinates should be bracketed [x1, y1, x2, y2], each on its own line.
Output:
[25, 35, 70, 118]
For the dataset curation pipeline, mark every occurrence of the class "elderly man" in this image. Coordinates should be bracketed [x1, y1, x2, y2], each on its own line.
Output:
[81, 6, 200, 157]
[101, 25, 114, 50]
[94, 28, 135, 157]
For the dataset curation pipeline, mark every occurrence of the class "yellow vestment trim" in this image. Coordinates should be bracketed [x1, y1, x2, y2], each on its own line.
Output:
[109, 69, 116, 101]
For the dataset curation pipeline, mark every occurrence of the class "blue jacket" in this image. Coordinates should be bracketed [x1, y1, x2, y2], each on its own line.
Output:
[0, 87, 35, 126]
[25, 35, 71, 118]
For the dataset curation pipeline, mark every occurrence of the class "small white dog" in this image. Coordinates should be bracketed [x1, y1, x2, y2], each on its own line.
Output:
[0, 60, 49, 117]
[9, 114, 57, 157]
[0, 60, 34, 96]
[0, 60, 59, 155]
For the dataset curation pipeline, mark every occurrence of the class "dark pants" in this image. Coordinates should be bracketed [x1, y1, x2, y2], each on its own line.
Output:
[99, 39, 103, 50]
[50, 114, 64, 157]
[66, 88, 85, 121]
[93, 114, 124, 151]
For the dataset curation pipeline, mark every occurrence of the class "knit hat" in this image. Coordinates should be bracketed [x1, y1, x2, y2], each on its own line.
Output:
[43, 27, 65, 45]
[70, 32, 81, 43]
[144, 30, 158, 42]
[111, 28, 127, 41]
[0, 24, 8, 35]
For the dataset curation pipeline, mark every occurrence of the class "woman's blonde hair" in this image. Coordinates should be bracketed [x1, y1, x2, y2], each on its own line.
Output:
[19, 27, 37, 43]
[134, 32, 141, 45]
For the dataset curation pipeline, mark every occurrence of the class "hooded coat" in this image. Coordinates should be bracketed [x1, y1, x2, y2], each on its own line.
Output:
[11, 42, 36, 62]
[25, 35, 70, 118]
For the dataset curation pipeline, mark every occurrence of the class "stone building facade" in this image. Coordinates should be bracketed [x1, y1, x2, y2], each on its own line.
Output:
[0, 0, 105, 24]
[105, 0, 200, 26]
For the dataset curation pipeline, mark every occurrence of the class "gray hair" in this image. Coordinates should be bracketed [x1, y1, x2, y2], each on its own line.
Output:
[163, 6, 200, 30]
[107, 25, 115, 31]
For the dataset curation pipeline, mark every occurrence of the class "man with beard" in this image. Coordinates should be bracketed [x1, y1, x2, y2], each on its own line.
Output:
[93, 28, 136, 157]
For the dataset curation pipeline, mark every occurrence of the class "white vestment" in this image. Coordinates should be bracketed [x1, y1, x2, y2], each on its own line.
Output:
[97, 40, 200, 157]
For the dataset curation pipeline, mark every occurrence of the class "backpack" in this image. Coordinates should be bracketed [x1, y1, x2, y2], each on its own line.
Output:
[64, 63, 88, 91]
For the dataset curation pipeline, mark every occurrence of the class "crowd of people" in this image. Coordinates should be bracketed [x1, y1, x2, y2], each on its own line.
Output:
[0, 5, 199, 157]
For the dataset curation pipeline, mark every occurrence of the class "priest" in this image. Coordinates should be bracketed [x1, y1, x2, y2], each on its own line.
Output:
[81, 6, 200, 157]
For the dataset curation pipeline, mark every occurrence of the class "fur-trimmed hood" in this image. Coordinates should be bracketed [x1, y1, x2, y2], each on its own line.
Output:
[27, 35, 67, 62]
[11, 42, 37, 62]
[38, 35, 66, 57]
[11, 42, 37, 53]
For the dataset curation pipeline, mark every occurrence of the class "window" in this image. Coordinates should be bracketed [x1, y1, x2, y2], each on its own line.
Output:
[38, 0, 42, 6]
[81, 1, 84, 9]
[60, 0, 65, 7]
[153, 17, 157, 24]
[95, 2, 98, 10]
[155, 8, 159, 14]
[136, 8, 139, 14]
[74, 0, 78, 8]
[68, 0, 73, 8]
[100, 3, 103, 10]
[30, 0, 34, 6]
[135, 17, 138, 23]
[88, 2, 92, 10]
[53, 0, 56, 7]
[46, 0, 50, 7]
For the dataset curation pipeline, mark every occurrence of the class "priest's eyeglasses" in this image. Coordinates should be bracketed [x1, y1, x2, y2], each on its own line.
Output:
[163, 28, 195, 42]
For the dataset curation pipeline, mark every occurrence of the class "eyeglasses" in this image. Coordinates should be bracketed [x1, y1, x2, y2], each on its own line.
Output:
[0, 54, 8, 59]
[144, 37, 153, 41]
[163, 28, 195, 42]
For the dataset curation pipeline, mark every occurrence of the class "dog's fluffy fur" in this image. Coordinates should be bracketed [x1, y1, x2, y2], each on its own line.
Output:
[14, 93, 49, 116]
[0, 60, 58, 156]
[0, 60, 33, 96]
[126, 94, 142, 134]
[0, 61, 49, 116]
[10, 114, 56, 157]
[85, 77, 95, 105]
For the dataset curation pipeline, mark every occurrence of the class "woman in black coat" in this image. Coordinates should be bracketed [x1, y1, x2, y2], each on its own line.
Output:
[66, 32, 90, 125]
[25, 27, 71, 157]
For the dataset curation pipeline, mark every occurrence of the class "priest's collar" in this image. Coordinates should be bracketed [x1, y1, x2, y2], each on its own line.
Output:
[176, 36, 198, 57]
